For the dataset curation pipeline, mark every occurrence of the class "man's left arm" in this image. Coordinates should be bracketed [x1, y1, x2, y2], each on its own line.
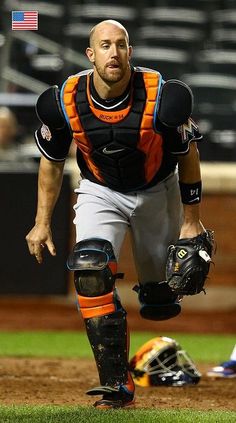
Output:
[177, 141, 205, 239]
[165, 141, 214, 297]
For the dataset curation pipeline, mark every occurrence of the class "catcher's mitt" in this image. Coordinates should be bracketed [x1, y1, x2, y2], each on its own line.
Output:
[166, 230, 214, 296]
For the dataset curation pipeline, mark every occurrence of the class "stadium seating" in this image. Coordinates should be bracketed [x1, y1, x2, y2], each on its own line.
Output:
[212, 28, 236, 50]
[132, 46, 190, 80]
[142, 7, 208, 30]
[137, 25, 206, 53]
[64, 22, 93, 55]
[195, 49, 236, 76]
[212, 8, 236, 30]
[69, 3, 138, 35]
[151, 0, 223, 11]
[181, 73, 236, 161]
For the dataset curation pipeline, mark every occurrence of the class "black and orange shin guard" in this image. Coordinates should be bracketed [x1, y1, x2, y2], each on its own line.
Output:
[86, 308, 132, 388]
[69, 239, 134, 394]
[78, 290, 134, 392]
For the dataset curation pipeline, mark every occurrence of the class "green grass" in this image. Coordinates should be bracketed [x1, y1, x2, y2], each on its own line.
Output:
[0, 331, 234, 363]
[0, 331, 235, 421]
[0, 406, 235, 423]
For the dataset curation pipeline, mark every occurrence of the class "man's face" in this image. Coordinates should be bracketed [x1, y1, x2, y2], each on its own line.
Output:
[86, 23, 132, 84]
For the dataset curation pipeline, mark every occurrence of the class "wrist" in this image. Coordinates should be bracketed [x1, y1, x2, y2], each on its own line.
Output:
[179, 220, 203, 238]
[35, 218, 51, 226]
[179, 181, 202, 205]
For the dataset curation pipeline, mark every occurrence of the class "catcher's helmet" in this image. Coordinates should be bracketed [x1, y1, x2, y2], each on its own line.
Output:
[129, 336, 201, 387]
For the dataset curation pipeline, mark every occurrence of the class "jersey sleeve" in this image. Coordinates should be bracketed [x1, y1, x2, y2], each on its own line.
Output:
[161, 117, 203, 155]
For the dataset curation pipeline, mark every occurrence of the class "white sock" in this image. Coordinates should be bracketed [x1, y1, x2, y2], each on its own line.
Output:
[230, 344, 236, 361]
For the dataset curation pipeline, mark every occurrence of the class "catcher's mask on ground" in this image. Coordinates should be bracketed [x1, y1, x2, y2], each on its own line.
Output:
[129, 336, 201, 387]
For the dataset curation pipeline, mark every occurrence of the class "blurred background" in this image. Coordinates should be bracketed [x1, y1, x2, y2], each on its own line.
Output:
[0, 0, 235, 332]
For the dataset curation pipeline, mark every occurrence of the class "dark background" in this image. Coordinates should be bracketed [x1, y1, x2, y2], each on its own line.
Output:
[0, 167, 71, 294]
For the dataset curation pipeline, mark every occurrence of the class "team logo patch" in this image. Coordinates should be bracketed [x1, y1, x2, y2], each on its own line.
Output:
[177, 117, 199, 143]
[41, 124, 52, 141]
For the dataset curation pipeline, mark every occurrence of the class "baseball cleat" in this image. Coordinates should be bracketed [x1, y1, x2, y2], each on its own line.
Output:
[86, 385, 135, 409]
[206, 360, 236, 378]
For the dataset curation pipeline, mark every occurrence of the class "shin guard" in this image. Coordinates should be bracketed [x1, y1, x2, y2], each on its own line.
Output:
[68, 239, 134, 393]
[85, 308, 134, 391]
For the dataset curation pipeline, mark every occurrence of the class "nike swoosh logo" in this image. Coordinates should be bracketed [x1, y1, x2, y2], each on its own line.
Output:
[188, 197, 200, 203]
[102, 146, 125, 154]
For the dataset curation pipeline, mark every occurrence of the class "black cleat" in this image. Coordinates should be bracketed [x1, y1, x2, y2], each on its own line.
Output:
[86, 385, 135, 409]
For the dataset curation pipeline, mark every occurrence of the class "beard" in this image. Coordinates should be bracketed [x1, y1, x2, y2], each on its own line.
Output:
[94, 62, 128, 84]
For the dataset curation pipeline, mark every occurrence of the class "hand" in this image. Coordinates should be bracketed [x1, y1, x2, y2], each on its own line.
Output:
[25, 223, 56, 264]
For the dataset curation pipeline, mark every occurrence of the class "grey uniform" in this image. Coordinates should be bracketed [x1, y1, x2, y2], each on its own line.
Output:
[74, 172, 182, 283]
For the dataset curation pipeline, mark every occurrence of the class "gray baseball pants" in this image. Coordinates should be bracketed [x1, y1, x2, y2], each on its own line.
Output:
[73, 171, 182, 284]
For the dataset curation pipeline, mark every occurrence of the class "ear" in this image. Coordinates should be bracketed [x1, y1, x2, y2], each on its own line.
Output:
[86, 47, 95, 64]
[128, 45, 133, 60]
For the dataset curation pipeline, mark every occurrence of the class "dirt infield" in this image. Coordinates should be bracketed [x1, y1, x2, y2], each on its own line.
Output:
[0, 358, 235, 410]
[0, 297, 235, 333]
[0, 298, 235, 411]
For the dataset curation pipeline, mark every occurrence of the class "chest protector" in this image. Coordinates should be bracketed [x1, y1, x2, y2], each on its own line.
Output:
[62, 69, 164, 193]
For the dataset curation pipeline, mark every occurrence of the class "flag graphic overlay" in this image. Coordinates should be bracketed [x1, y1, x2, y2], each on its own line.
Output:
[12, 11, 38, 30]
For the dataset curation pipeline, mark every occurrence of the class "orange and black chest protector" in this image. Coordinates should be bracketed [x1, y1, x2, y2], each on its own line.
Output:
[62, 70, 167, 193]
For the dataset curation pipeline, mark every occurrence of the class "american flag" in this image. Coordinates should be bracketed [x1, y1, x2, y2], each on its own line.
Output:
[12, 11, 38, 31]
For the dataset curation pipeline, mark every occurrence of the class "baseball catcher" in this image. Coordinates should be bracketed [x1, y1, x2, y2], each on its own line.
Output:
[26, 18, 212, 409]
[166, 229, 214, 296]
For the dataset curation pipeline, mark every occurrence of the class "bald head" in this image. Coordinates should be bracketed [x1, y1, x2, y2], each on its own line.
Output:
[89, 20, 129, 48]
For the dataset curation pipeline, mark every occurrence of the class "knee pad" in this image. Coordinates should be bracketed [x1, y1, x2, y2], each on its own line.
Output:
[67, 238, 120, 319]
[133, 281, 181, 321]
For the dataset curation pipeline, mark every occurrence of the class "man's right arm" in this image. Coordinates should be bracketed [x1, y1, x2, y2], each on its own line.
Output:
[26, 85, 72, 263]
[26, 156, 65, 263]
